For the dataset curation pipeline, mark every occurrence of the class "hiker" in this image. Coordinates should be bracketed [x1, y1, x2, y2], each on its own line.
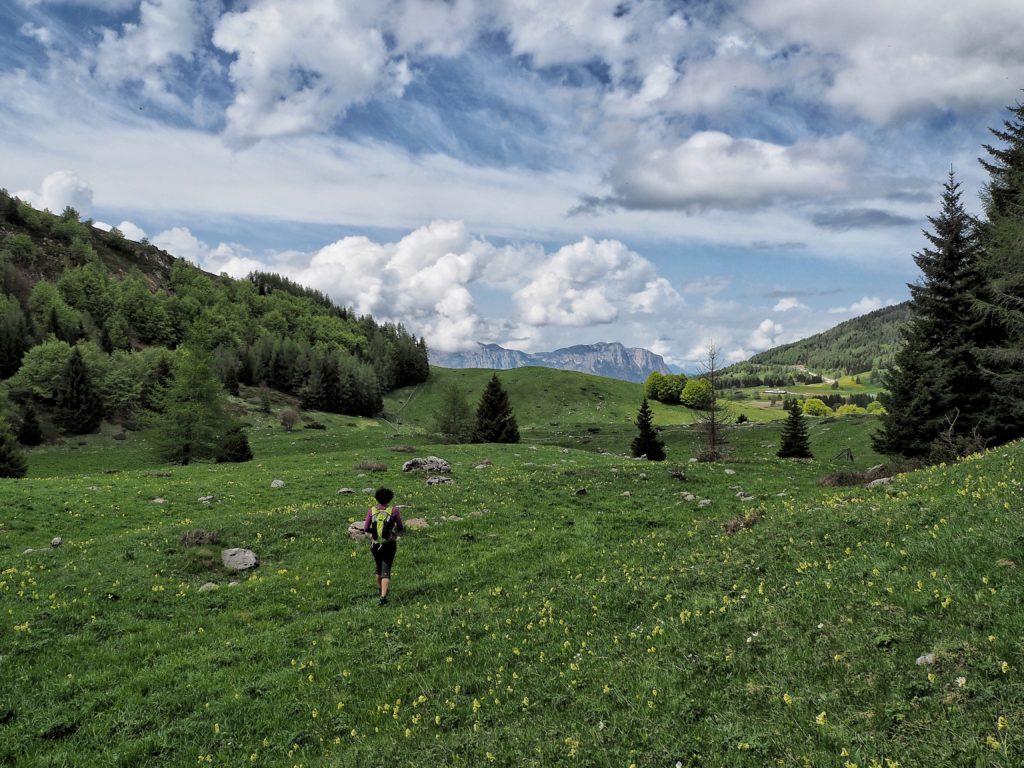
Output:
[363, 487, 405, 606]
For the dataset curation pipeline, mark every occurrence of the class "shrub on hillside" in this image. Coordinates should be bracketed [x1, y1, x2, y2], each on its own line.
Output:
[216, 425, 253, 464]
[802, 398, 833, 417]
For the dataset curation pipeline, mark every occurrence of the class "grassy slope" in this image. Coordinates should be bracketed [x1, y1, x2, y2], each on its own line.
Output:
[2, 391, 1022, 766]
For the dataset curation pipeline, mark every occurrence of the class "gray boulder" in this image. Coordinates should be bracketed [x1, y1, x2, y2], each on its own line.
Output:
[402, 456, 452, 474]
[198, 495, 215, 504]
[270, 479, 286, 489]
[347, 521, 368, 540]
[337, 487, 355, 494]
[221, 548, 258, 571]
[50, 537, 63, 548]
[426, 476, 453, 486]
[868, 477, 893, 487]
[199, 582, 219, 593]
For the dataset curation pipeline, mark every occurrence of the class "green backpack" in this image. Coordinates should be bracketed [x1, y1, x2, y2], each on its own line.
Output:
[370, 506, 394, 543]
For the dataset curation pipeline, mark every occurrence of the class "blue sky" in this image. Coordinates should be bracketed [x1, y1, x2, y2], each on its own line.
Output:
[3, 0, 1023, 369]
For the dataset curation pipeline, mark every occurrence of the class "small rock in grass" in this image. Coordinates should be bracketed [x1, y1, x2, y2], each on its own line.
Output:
[405, 518, 429, 530]
[221, 548, 258, 571]
[347, 522, 367, 540]
[50, 537, 63, 548]
[916, 653, 935, 666]
[724, 469, 736, 475]
[228, 581, 240, 587]
[21, 548, 33, 556]
[868, 477, 892, 487]
[402, 456, 452, 473]
[621, 491, 632, 497]
[270, 479, 286, 489]
[337, 488, 355, 494]
[698, 499, 712, 508]
[361, 487, 375, 494]
[199, 582, 219, 593]
[639, 473, 647, 480]
[198, 495, 215, 504]
[688, 458, 698, 463]
[153, 497, 166, 504]
[426, 476, 452, 486]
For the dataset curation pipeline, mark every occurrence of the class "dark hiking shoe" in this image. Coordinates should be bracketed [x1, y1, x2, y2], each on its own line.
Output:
[378, 596, 388, 606]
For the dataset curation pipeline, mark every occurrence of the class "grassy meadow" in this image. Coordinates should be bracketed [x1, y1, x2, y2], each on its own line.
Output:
[2, 368, 1022, 767]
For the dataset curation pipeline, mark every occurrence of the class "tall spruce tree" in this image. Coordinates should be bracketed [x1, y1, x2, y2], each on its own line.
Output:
[54, 347, 102, 434]
[874, 172, 986, 458]
[631, 398, 666, 461]
[974, 99, 1024, 444]
[472, 373, 519, 443]
[777, 399, 812, 459]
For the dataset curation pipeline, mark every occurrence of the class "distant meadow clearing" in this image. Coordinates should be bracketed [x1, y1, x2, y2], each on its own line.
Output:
[2, 376, 1022, 767]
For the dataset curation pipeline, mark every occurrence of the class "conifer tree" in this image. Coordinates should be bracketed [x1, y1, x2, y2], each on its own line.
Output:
[17, 402, 43, 446]
[150, 348, 228, 465]
[974, 99, 1024, 443]
[631, 398, 666, 461]
[54, 347, 102, 434]
[472, 373, 519, 443]
[433, 383, 473, 443]
[874, 172, 986, 458]
[0, 427, 27, 478]
[777, 399, 812, 459]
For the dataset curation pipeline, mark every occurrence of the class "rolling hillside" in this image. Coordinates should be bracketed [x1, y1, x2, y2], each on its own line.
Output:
[747, 302, 910, 376]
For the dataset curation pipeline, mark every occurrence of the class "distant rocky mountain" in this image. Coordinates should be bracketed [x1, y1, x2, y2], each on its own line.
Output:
[430, 342, 672, 383]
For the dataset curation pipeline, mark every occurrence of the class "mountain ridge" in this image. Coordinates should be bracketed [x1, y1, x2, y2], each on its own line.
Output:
[429, 341, 672, 383]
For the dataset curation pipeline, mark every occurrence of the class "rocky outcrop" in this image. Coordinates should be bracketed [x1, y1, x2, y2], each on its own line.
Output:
[430, 341, 672, 383]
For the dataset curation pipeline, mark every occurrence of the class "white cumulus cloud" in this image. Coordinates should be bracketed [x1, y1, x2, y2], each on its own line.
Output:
[605, 131, 866, 211]
[212, 0, 409, 144]
[773, 297, 808, 312]
[748, 318, 784, 350]
[16, 170, 94, 214]
[827, 296, 898, 315]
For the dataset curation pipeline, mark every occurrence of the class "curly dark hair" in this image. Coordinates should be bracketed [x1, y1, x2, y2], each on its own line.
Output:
[374, 487, 394, 505]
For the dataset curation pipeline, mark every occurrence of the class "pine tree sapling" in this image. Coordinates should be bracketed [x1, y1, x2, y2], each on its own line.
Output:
[778, 399, 812, 459]
[433, 383, 474, 443]
[216, 425, 254, 463]
[472, 374, 520, 443]
[0, 427, 28, 478]
[631, 398, 666, 461]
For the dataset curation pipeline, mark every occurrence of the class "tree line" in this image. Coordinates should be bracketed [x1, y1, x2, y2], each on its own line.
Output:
[875, 100, 1024, 460]
[0, 196, 429, 474]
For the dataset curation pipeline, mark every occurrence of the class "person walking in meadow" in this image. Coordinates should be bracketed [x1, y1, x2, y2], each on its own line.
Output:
[363, 487, 405, 606]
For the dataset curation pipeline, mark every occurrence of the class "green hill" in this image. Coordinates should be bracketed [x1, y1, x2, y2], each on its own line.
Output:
[384, 365, 703, 431]
[746, 302, 910, 377]
[0, 189, 428, 440]
[1, 395, 1020, 766]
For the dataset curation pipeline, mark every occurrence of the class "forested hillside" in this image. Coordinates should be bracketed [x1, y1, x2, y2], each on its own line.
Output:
[0, 189, 428, 455]
[747, 302, 909, 376]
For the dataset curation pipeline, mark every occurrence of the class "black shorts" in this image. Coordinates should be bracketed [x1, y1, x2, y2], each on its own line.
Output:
[371, 541, 397, 578]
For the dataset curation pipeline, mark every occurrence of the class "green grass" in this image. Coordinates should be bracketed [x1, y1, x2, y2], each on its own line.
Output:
[2, 379, 1022, 767]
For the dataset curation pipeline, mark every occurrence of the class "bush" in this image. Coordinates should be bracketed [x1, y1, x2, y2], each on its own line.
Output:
[354, 461, 387, 472]
[680, 378, 712, 409]
[216, 426, 253, 463]
[280, 408, 300, 432]
[801, 398, 833, 417]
